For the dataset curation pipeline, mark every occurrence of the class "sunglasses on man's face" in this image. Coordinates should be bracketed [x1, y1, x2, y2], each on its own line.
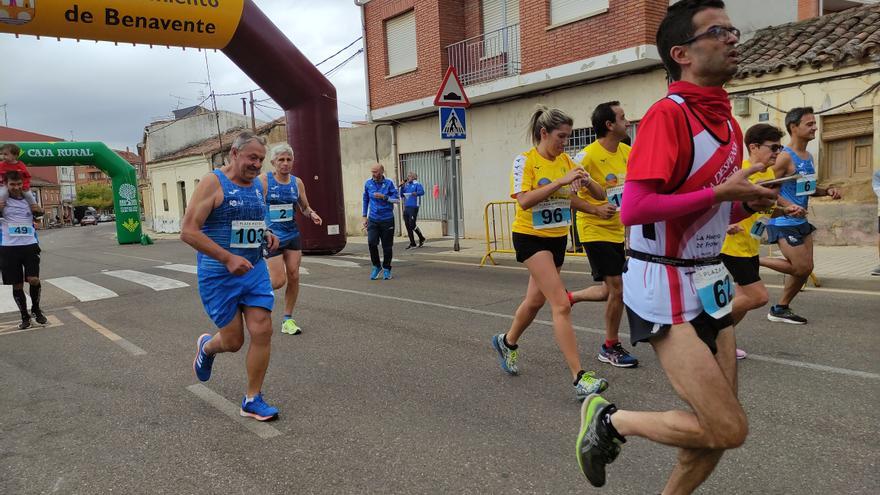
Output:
[760, 144, 785, 153]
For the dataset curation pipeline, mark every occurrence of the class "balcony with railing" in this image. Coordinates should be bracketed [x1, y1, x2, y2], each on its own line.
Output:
[446, 23, 521, 86]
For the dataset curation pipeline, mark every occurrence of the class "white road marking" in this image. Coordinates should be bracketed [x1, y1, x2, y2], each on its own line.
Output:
[299, 266, 309, 275]
[0, 285, 31, 315]
[68, 308, 146, 356]
[427, 258, 585, 275]
[100, 251, 171, 264]
[104, 270, 189, 291]
[335, 255, 404, 263]
[157, 264, 198, 274]
[300, 282, 880, 382]
[763, 284, 880, 297]
[0, 314, 63, 336]
[45, 276, 118, 301]
[186, 384, 282, 439]
[300, 257, 360, 268]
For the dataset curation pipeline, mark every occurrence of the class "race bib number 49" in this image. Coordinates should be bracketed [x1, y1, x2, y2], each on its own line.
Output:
[8, 224, 34, 237]
[532, 199, 572, 229]
[230, 220, 266, 248]
[269, 204, 294, 223]
[692, 264, 734, 319]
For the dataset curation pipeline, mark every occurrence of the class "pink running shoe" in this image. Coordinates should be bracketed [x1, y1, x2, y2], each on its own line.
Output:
[736, 348, 747, 360]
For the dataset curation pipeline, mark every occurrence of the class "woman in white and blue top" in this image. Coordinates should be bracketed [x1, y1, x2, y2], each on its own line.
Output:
[260, 143, 322, 335]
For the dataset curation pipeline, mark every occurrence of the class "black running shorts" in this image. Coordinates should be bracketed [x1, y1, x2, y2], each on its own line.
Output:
[512, 232, 567, 268]
[584, 241, 625, 282]
[721, 254, 761, 286]
[626, 305, 733, 355]
[0, 244, 41, 285]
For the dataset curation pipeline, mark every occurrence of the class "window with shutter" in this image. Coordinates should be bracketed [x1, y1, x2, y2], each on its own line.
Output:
[820, 111, 874, 181]
[385, 10, 418, 76]
[550, 0, 609, 26]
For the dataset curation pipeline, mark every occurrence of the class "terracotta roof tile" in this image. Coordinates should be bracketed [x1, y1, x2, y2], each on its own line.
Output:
[735, 4, 880, 79]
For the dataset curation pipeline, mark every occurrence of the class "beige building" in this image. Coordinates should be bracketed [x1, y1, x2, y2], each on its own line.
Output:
[727, 3, 880, 245]
[144, 120, 286, 233]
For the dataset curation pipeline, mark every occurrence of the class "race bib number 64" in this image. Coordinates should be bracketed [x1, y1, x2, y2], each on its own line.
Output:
[692, 264, 734, 319]
[230, 220, 266, 248]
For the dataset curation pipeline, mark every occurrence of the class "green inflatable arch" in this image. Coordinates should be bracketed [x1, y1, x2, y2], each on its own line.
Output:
[16, 141, 146, 245]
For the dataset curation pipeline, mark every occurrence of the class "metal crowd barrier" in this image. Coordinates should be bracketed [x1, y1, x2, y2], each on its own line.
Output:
[480, 200, 586, 267]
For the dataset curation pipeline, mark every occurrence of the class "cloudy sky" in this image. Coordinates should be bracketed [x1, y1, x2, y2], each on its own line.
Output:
[0, 0, 367, 150]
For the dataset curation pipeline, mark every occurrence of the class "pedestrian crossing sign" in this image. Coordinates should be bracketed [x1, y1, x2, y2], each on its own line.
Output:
[439, 107, 466, 140]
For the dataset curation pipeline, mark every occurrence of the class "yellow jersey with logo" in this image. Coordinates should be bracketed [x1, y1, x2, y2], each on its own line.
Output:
[721, 160, 776, 258]
[509, 147, 576, 238]
[573, 141, 630, 243]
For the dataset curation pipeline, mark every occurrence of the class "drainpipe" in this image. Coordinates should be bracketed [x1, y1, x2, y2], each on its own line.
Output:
[355, 0, 373, 122]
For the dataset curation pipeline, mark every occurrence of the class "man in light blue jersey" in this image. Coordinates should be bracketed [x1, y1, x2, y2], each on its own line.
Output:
[181, 131, 282, 422]
[399, 171, 426, 249]
[761, 107, 841, 325]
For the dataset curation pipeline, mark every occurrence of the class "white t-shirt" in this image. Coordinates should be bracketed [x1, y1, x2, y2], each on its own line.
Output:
[0, 197, 38, 247]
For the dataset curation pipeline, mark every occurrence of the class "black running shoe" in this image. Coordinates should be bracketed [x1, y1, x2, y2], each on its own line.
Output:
[32, 310, 48, 325]
[767, 305, 807, 325]
[576, 394, 625, 487]
[18, 318, 31, 330]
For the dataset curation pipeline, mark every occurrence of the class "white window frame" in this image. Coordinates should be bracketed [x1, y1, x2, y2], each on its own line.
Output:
[548, 0, 609, 30]
[385, 10, 418, 77]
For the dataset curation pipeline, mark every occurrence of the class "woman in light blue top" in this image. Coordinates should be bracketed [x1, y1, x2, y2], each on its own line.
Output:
[260, 143, 322, 335]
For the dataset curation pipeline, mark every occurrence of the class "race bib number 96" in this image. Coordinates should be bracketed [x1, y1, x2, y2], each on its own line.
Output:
[532, 199, 572, 229]
[230, 220, 266, 248]
[692, 264, 734, 319]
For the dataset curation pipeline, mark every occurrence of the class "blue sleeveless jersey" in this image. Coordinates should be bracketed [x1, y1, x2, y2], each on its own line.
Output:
[198, 169, 267, 272]
[265, 172, 300, 242]
[769, 147, 814, 227]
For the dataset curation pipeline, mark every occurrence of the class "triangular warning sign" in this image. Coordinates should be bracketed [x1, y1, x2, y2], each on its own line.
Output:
[434, 66, 470, 108]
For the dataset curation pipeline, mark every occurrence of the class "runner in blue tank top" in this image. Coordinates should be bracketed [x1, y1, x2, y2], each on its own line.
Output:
[260, 143, 322, 336]
[181, 131, 282, 422]
[761, 107, 841, 325]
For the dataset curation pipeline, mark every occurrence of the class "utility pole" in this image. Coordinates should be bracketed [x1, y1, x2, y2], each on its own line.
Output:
[1, 104, 7, 127]
[249, 91, 257, 131]
[241, 97, 247, 117]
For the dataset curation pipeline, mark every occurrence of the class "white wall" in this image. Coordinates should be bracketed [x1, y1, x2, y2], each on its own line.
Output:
[144, 111, 255, 162]
[147, 156, 211, 233]
[392, 69, 669, 237]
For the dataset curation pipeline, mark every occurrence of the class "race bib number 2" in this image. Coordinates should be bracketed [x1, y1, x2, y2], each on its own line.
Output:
[692, 264, 734, 319]
[230, 220, 266, 248]
[269, 204, 294, 223]
[532, 199, 571, 229]
[8, 224, 34, 237]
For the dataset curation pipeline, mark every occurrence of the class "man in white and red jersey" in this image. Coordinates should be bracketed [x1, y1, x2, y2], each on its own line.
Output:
[575, 1, 777, 492]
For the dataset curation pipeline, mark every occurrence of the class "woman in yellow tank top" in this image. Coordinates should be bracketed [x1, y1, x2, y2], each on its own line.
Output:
[491, 105, 609, 401]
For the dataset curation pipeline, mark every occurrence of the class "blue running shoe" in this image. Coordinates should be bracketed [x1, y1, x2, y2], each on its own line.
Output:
[598, 343, 639, 368]
[370, 266, 382, 280]
[383, 268, 393, 280]
[240, 393, 279, 422]
[192, 333, 215, 382]
[491, 333, 519, 375]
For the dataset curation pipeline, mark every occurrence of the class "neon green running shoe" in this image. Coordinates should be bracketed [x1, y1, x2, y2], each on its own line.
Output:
[281, 319, 302, 335]
[576, 394, 624, 487]
[574, 371, 609, 401]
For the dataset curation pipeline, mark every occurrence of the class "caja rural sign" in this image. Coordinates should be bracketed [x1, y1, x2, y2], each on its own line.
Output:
[0, 0, 244, 49]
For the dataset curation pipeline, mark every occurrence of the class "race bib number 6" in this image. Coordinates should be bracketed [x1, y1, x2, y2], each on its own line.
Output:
[269, 204, 294, 223]
[796, 173, 817, 196]
[8, 224, 34, 237]
[692, 264, 734, 319]
[532, 199, 572, 229]
[230, 220, 266, 248]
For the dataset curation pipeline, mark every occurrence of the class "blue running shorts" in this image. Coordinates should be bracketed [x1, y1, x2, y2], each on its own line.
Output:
[198, 260, 274, 328]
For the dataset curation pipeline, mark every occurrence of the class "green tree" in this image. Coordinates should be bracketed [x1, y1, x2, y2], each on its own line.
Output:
[75, 183, 113, 210]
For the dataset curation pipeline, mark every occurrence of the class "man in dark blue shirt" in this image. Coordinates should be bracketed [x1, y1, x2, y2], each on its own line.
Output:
[399, 171, 426, 249]
[362, 163, 399, 279]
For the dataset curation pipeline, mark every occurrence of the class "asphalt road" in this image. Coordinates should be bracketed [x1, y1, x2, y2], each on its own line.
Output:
[1, 223, 878, 494]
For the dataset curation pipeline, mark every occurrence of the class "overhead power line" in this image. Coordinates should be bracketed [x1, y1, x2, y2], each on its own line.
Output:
[315, 36, 363, 67]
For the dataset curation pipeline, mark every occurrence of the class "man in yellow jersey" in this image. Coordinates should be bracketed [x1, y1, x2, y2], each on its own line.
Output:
[568, 101, 638, 368]
[720, 124, 805, 359]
